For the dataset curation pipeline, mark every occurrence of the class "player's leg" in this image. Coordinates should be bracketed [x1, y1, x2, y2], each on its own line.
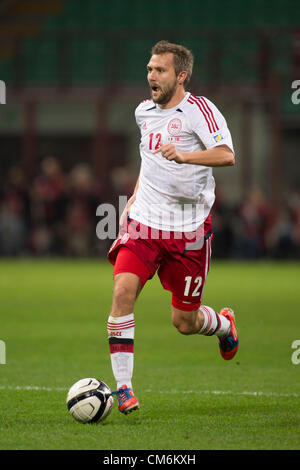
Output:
[108, 271, 140, 414]
[171, 302, 238, 359]
[159, 227, 239, 359]
[171, 303, 203, 335]
[171, 299, 229, 336]
[110, 271, 141, 317]
[107, 247, 150, 414]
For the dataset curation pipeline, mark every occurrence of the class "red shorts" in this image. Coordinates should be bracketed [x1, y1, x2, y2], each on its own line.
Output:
[108, 216, 213, 311]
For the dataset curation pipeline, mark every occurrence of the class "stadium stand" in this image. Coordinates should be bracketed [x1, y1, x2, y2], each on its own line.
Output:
[0, 0, 299, 258]
[0, 0, 297, 90]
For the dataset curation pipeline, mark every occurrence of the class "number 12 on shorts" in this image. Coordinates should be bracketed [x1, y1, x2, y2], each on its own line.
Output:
[184, 276, 202, 297]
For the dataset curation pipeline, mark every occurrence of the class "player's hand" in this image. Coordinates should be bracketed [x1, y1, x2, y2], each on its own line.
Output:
[152, 143, 185, 164]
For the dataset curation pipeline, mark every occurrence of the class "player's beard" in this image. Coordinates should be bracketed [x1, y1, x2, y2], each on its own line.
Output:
[150, 77, 178, 106]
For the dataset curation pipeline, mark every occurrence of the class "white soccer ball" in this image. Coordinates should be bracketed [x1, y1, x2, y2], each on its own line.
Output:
[66, 378, 114, 423]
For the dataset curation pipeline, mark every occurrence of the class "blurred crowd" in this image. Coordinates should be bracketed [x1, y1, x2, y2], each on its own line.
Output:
[0, 156, 137, 258]
[212, 186, 300, 260]
[0, 156, 299, 259]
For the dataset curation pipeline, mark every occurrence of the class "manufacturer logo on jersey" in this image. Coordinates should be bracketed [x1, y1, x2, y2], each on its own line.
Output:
[167, 118, 182, 136]
[213, 132, 223, 143]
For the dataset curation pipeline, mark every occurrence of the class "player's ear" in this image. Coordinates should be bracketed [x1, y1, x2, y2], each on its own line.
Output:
[177, 70, 187, 86]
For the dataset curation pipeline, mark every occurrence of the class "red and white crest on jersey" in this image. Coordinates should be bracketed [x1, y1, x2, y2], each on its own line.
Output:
[167, 118, 182, 136]
[187, 95, 219, 134]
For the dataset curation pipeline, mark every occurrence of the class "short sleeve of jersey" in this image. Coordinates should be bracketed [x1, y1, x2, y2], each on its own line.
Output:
[135, 99, 153, 131]
[135, 104, 142, 130]
[188, 96, 234, 153]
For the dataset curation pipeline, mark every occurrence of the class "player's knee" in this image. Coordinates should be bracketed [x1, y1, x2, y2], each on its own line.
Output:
[172, 316, 194, 335]
[112, 283, 136, 314]
[114, 283, 136, 305]
[172, 306, 200, 335]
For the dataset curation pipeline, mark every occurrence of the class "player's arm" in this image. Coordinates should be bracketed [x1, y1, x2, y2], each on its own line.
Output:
[119, 170, 140, 226]
[152, 143, 235, 167]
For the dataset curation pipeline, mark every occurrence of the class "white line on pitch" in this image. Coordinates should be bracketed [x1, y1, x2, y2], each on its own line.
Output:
[145, 389, 300, 398]
[0, 385, 68, 391]
[0, 385, 299, 398]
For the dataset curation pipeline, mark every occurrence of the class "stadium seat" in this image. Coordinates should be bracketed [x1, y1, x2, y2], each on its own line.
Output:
[0, 0, 296, 108]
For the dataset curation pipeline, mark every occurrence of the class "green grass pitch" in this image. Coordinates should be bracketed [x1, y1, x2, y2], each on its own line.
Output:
[0, 259, 299, 450]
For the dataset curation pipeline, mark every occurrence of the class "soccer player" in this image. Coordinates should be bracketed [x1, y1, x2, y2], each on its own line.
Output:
[107, 40, 238, 414]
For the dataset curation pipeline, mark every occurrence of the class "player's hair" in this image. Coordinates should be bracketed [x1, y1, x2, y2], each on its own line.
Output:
[151, 40, 194, 87]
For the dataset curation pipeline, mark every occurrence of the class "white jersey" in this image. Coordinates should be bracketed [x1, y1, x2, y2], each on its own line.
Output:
[129, 92, 234, 232]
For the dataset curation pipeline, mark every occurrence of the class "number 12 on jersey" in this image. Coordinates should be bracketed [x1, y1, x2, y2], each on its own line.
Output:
[149, 133, 162, 150]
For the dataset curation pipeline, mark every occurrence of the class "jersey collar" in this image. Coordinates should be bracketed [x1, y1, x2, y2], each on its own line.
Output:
[147, 92, 191, 113]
